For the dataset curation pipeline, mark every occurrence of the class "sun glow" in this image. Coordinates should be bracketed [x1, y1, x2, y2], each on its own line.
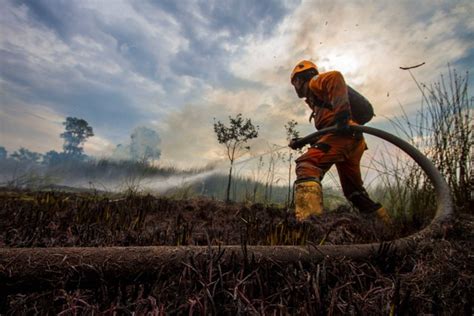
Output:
[321, 52, 362, 77]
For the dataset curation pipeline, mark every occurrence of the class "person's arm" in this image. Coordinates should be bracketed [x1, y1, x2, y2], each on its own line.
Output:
[325, 71, 351, 126]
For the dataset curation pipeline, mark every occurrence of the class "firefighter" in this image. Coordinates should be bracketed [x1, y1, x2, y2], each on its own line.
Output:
[288, 60, 391, 224]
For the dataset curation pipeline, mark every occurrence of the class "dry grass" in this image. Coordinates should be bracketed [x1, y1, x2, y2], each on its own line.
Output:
[0, 190, 472, 314]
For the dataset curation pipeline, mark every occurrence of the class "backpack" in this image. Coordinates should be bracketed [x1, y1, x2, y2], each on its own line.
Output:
[347, 86, 374, 125]
[308, 86, 375, 125]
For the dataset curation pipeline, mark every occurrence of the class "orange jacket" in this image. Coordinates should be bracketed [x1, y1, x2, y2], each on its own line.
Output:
[305, 71, 352, 130]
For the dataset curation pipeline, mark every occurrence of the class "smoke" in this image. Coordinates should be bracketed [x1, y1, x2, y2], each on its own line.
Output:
[111, 126, 162, 162]
[130, 127, 162, 162]
[111, 144, 131, 161]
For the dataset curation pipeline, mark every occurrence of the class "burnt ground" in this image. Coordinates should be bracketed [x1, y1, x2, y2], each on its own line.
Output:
[0, 189, 472, 314]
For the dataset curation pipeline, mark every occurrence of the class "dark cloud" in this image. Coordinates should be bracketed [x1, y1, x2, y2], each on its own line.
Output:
[202, 0, 289, 37]
[13, 0, 96, 42]
[142, 0, 292, 86]
[14, 0, 73, 38]
[98, 20, 159, 79]
[147, 0, 289, 37]
[18, 1, 166, 81]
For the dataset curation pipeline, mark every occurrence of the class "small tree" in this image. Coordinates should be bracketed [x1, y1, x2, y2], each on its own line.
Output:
[285, 120, 300, 206]
[60, 117, 94, 158]
[214, 114, 259, 202]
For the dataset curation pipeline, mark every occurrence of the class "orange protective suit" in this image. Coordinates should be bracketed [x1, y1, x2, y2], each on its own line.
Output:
[306, 71, 351, 130]
[295, 71, 381, 213]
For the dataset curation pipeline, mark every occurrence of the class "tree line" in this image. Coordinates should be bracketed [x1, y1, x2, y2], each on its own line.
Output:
[0, 117, 162, 166]
[0, 117, 93, 165]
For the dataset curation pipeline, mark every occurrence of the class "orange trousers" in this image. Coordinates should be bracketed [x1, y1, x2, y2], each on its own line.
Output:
[295, 133, 380, 212]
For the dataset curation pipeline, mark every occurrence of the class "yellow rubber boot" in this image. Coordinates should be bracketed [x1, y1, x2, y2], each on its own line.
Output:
[295, 179, 323, 221]
[376, 206, 393, 226]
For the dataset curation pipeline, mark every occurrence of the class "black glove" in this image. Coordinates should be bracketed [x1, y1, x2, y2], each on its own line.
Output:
[333, 110, 351, 134]
[333, 110, 350, 127]
[288, 138, 303, 150]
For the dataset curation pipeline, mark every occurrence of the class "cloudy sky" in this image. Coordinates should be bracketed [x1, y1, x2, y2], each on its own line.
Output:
[1, 0, 473, 168]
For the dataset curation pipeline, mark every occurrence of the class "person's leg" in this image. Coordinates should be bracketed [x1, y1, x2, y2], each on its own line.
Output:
[294, 134, 352, 221]
[335, 138, 392, 224]
[294, 147, 332, 221]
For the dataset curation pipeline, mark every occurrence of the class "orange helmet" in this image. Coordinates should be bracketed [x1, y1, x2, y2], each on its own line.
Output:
[290, 60, 318, 83]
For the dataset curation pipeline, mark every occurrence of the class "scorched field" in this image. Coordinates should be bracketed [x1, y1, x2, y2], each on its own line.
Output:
[0, 189, 472, 315]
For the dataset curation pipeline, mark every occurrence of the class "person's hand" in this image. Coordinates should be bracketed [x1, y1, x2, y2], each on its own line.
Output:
[333, 110, 350, 127]
[289, 138, 303, 150]
[333, 110, 351, 134]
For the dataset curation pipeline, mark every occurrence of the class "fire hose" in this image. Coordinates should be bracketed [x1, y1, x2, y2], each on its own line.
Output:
[0, 125, 454, 293]
[291, 124, 453, 227]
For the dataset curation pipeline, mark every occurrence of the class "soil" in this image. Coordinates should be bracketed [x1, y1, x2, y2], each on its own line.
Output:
[0, 189, 472, 314]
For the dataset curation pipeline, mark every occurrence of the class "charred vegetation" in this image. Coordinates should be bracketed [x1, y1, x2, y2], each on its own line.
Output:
[0, 190, 472, 314]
